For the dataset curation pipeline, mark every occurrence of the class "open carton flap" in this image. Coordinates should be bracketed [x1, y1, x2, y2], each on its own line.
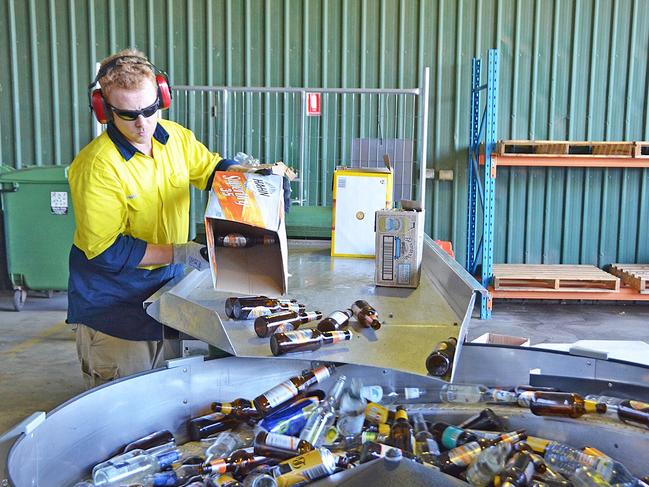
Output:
[205, 172, 288, 296]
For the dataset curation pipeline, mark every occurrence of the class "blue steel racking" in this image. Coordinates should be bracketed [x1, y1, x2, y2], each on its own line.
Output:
[466, 49, 499, 319]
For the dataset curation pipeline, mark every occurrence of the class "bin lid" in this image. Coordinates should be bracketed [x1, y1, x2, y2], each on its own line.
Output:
[0, 165, 69, 184]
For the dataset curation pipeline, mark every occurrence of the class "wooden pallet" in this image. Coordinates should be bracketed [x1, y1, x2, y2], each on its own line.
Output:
[493, 264, 620, 292]
[608, 264, 649, 294]
[497, 140, 637, 157]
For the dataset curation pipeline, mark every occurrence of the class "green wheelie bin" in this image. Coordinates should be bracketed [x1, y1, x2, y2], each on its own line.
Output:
[0, 165, 75, 310]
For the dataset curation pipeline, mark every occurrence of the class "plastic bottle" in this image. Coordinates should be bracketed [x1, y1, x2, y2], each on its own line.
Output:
[92, 448, 181, 487]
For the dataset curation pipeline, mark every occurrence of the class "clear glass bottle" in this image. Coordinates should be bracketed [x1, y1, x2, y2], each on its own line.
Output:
[92, 448, 181, 487]
[204, 431, 245, 462]
[299, 376, 347, 447]
[412, 413, 440, 456]
[466, 442, 512, 486]
[440, 384, 487, 403]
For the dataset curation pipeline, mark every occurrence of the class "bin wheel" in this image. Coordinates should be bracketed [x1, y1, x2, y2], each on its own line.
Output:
[13, 288, 27, 311]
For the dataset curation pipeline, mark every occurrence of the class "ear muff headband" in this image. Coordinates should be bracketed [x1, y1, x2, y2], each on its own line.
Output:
[88, 55, 172, 124]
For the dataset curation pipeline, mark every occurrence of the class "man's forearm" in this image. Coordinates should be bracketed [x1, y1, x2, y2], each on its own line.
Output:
[139, 243, 173, 266]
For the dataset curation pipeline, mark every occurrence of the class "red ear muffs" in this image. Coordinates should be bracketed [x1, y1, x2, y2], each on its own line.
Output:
[91, 89, 110, 124]
[156, 74, 172, 110]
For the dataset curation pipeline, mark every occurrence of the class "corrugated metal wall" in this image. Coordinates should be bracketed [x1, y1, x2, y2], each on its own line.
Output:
[0, 0, 648, 269]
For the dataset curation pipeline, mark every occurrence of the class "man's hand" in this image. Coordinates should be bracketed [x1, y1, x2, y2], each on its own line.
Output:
[172, 242, 210, 271]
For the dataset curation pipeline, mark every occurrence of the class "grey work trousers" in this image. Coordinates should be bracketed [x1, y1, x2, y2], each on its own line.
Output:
[73, 323, 165, 390]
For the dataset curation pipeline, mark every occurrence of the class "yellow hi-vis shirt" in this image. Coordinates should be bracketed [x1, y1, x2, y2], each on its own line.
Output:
[69, 119, 221, 261]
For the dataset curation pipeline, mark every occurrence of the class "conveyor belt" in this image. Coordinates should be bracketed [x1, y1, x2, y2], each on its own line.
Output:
[146, 236, 485, 377]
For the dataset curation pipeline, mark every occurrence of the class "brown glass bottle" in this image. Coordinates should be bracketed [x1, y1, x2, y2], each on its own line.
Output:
[615, 399, 649, 428]
[317, 309, 353, 332]
[351, 300, 382, 330]
[122, 429, 175, 453]
[388, 407, 414, 453]
[232, 297, 300, 320]
[200, 449, 267, 476]
[215, 233, 277, 248]
[425, 337, 457, 376]
[426, 441, 485, 475]
[255, 310, 322, 338]
[253, 431, 314, 459]
[528, 392, 606, 418]
[225, 295, 268, 318]
[252, 364, 335, 416]
[270, 329, 352, 356]
[210, 398, 258, 420]
[189, 412, 240, 441]
[458, 408, 505, 431]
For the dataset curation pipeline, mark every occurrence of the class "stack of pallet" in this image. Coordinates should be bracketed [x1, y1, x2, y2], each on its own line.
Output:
[608, 264, 649, 295]
[492, 264, 620, 293]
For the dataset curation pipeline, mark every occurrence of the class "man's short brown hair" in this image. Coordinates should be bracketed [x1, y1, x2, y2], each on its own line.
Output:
[98, 48, 156, 97]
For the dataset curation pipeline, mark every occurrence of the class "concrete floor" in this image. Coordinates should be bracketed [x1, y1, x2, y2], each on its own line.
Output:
[0, 291, 647, 434]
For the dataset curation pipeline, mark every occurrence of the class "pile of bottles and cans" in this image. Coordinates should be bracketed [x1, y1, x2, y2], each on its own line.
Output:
[74, 363, 649, 487]
[224, 296, 382, 356]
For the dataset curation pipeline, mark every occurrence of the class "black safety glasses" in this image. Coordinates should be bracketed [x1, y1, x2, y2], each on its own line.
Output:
[108, 97, 160, 121]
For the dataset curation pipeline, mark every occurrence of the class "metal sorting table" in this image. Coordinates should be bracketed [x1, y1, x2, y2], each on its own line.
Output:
[147, 236, 485, 377]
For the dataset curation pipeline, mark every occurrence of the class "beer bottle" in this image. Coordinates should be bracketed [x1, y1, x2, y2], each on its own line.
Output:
[189, 412, 240, 441]
[364, 402, 397, 424]
[253, 431, 314, 460]
[200, 449, 267, 477]
[388, 407, 414, 453]
[527, 392, 606, 418]
[458, 408, 506, 431]
[242, 469, 277, 487]
[215, 233, 277, 248]
[350, 300, 382, 330]
[494, 451, 539, 487]
[255, 310, 322, 338]
[412, 413, 440, 456]
[271, 448, 337, 486]
[427, 441, 485, 476]
[425, 337, 457, 376]
[440, 384, 487, 403]
[92, 448, 182, 487]
[586, 395, 649, 428]
[215, 473, 244, 487]
[253, 365, 335, 416]
[466, 442, 512, 487]
[211, 398, 258, 420]
[232, 297, 300, 320]
[122, 430, 176, 453]
[317, 309, 353, 332]
[225, 296, 268, 319]
[430, 422, 478, 450]
[299, 376, 347, 447]
[270, 329, 352, 356]
[257, 394, 324, 437]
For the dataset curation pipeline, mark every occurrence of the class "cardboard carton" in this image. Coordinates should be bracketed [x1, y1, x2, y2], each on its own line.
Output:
[471, 333, 530, 347]
[204, 172, 288, 295]
[374, 203, 425, 288]
[331, 167, 393, 257]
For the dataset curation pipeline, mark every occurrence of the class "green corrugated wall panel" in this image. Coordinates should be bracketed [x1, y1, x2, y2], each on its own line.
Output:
[0, 0, 648, 271]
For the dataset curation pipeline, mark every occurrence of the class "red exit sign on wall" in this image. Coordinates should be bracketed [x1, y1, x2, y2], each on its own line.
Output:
[306, 92, 321, 116]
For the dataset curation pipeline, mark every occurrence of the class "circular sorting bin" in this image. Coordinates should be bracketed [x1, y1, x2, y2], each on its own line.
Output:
[2, 356, 649, 486]
[0, 165, 74, 310]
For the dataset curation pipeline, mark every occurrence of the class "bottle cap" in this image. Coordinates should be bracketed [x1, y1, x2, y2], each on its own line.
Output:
[395, 408, 408, 421]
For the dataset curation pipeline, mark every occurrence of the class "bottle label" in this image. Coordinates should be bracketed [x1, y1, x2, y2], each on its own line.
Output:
[281, 450, 334, 482]
[517, 391, 535, 407]
[327, 331, 351, 344]
[284, 330, 317, 343]
[219, 402, 233, 415]
[274, 323, 296, 334]
[404, 388, 421, 399]
[360, 386, 384, 402]
[264, 380, 300, 408]
[489, 389, 518, 403]
[628, 400, 649, 411]
[249, 306, 274, 318]
[328, 310, 350, 324]
[365, 403, 389, 424]
[222, 234, 247, 247]
[265, 432, 299, 451]
[448, 442, 482, 466]
[156, 450, 181, 468]
[312, 366, 332, 383]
